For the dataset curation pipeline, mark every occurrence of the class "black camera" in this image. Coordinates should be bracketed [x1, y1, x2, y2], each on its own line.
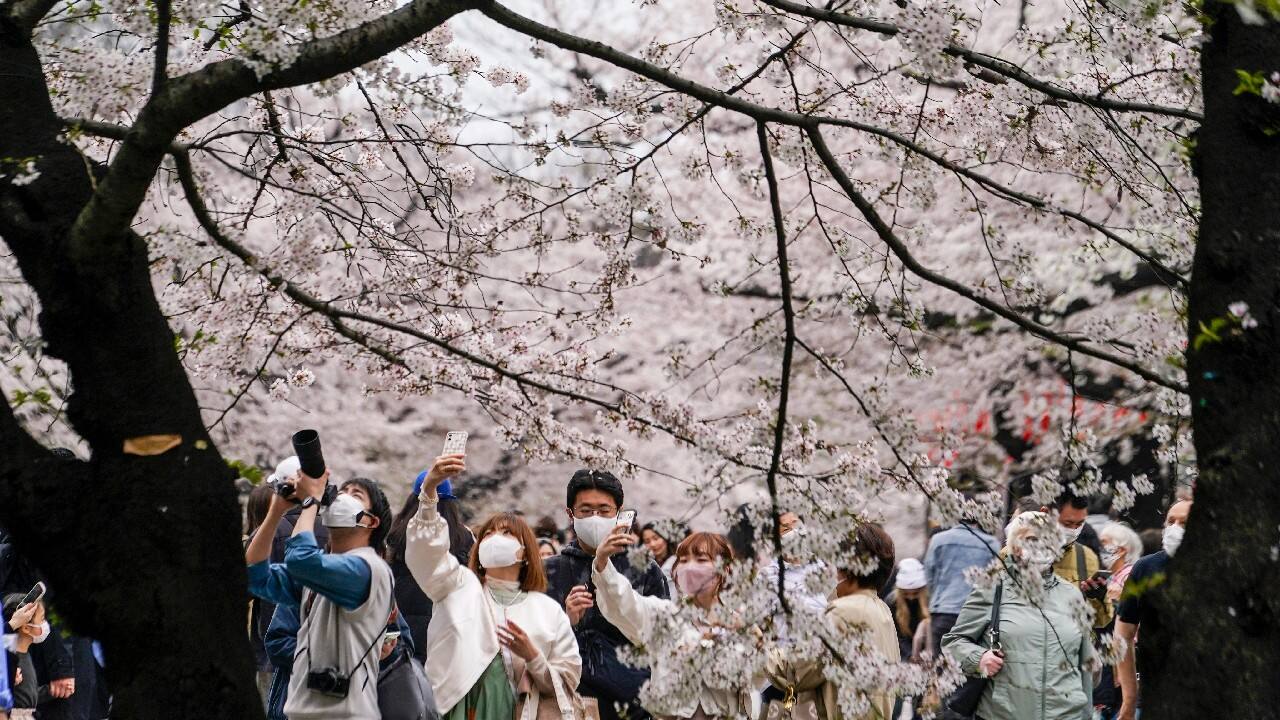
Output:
[268, 477, 337, 506]
[306, 668, 352, 699]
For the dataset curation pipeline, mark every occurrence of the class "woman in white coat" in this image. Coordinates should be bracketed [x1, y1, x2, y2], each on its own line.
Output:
[592, 527, 750, 720]
[407, 455, 583, 720]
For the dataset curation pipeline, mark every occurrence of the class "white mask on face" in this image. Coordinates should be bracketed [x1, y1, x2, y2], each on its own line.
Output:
[1100, 547, 1120, 568]
[321, 493, 369, 529]
[573, 515, 618, 549]
[1162, 524, 1185, 557]
[1059, 523, 1083, 547]
[478, 533, 524, 569]
[31, 621, 50, 644]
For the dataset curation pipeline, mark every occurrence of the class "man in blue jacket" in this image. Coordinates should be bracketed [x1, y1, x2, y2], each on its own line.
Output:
[246, 469, 395, 720]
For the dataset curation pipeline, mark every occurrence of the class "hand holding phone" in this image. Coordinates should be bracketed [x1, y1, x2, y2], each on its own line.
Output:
[442, 431, 468, 456]
[19, 581, 45, 608]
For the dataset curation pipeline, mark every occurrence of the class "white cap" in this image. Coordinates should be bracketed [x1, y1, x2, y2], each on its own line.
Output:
[896, 558, 927, 590]
[267, 456, 300, 484]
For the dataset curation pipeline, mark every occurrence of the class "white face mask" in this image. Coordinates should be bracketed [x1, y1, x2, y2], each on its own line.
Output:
[321, 493, 369, 529]
[573, 515, 618, 549]
[1100, 547, 1120, 568]
[1162, 524, 1185, 557]
[30, 621, 50, 644]
[1059, 523, 1083, 547]
[478, 533, 524, 569]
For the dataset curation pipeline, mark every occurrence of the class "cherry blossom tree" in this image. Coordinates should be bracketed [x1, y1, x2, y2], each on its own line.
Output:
[0, 0, 1270, 716]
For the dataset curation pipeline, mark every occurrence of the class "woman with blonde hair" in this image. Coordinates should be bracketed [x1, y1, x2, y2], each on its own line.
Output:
[592, 528, 750, 719]
[408, 455, 584, 720]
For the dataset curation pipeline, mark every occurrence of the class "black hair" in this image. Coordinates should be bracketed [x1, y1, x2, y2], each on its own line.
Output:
[1052, 489, 1090, 512]
[566, 469, 624, 509]
[340, 477, 393, 553]
[386, 494, 473, 565]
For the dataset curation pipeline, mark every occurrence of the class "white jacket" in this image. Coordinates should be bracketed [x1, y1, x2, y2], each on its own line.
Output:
[591, 560, 751, 719]
[406, 503, 582, 717]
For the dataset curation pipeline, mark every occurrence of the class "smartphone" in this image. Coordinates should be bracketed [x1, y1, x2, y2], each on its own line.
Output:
[382, 630, 402, 643]
[443, 431, 468, 456]
[615, 509, 637, 533]
[1093, 570, 1112, 580]
[19, 581, 45, 608]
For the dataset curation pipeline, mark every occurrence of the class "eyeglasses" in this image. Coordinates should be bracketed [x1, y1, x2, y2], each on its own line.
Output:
[572, 506, 618, 519]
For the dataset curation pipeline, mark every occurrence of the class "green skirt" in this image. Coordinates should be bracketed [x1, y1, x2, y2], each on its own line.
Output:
[444, 654, 516, 720]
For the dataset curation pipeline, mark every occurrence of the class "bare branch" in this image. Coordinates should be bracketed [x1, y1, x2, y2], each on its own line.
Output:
[758, 121, 795, 614]
[152, 0, 171, 98]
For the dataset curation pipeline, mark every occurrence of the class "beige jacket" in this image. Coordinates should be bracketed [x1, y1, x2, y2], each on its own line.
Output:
[765, 589, 901, 720]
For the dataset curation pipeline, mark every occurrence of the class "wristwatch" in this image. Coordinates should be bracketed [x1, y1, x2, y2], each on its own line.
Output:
[299, 496, 321, 511]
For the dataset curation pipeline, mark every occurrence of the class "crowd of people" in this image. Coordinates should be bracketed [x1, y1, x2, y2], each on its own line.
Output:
[0, 447, 1194, 720]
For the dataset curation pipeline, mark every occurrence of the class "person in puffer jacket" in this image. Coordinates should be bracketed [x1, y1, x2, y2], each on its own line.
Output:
[944, 511, 1100, 720]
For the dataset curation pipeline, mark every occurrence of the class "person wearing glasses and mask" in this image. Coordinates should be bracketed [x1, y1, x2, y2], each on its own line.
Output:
[543, 470, 670, 720]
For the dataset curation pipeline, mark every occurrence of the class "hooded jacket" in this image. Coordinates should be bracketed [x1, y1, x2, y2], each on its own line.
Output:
[943, 574, 1097, 720]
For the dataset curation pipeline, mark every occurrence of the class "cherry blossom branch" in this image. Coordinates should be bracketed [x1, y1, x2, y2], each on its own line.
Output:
[478, 2, 1189, 287]
[64, 0, 478, 290]
[758, 121, 794, 614]
[171, 149, 808, 480]
[759, 0, 1203, 123]
[805, 125, 1187, 394]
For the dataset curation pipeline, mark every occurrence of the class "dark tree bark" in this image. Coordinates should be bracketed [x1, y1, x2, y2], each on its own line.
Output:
[0, 18, 263, 720]
[1149, 5, 1280, 717]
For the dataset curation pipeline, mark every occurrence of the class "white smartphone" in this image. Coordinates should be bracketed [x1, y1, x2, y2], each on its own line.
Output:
[443, 431, 468, 456]
[19, 581, 45, 608]
[615, 509, 637, 533]
[382, 630, 402, 643]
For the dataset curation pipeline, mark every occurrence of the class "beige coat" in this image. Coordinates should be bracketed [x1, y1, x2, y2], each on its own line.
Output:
[764, 589, 901, 720]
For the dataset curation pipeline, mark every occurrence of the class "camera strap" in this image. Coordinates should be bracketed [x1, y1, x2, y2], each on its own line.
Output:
[301, 573, 394, 687]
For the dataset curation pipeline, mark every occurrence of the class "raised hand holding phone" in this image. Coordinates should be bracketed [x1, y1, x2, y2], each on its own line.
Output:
[615, 509, 637, 533]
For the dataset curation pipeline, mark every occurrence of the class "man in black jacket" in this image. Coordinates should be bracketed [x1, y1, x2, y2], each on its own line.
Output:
[544, 470, 668, 720]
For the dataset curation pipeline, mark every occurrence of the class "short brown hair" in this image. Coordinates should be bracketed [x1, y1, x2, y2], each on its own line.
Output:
[468, 512, 547, 593]
[841, 522, 895, 591]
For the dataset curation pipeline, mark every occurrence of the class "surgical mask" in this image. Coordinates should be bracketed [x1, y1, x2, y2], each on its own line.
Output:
[780, 526, 806, 561]
[30, 622, 50, 644]
[478, 534, 524, 569]
[1100, 547, 1120, 568]
[674, 561, 719, 596]
[1162, 524, 1185, 557]
[1022, 546, 1058, 574]
[1059, 523, 1083, 547]
[321, 493, 369, 529]
[573, 515, 618, 549]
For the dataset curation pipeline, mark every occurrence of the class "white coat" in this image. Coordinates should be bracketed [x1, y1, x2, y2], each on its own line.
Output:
[405, 503, 582, 718]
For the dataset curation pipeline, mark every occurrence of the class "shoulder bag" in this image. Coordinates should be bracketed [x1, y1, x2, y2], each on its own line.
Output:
[945, 581, 1003, 716]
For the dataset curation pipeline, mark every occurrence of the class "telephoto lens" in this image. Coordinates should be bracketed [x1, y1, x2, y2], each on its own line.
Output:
[292, 429, 326, 479]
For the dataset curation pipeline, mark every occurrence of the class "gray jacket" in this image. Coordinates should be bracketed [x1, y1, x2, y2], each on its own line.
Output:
[943, 574, 1096, 720]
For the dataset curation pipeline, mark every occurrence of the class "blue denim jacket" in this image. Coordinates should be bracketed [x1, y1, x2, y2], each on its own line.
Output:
[924, 523, 999, 614]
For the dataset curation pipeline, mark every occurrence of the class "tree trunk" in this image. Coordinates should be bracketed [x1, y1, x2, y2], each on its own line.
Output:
[0, 23, 264, 720]
[1149, 5, 1280, 717]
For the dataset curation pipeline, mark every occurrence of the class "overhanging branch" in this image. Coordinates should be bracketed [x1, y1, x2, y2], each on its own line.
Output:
[805, 126, 1188, 394]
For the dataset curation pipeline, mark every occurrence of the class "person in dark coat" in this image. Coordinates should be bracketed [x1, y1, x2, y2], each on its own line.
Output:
[385, 475, 474, 664]
[0, 529, 77, 720]
[543, 470, 669, 720]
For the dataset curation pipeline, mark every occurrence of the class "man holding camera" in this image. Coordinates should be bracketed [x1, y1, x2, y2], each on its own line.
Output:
[246, 467, 394, 719]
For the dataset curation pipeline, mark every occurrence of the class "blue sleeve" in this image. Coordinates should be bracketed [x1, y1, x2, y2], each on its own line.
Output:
[284, 532, 372, 611]
[0, 639, 12, 712]
[265, 604, 301, 670]
[248, 560, 304, 608]
[394, 613, 414, 657]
